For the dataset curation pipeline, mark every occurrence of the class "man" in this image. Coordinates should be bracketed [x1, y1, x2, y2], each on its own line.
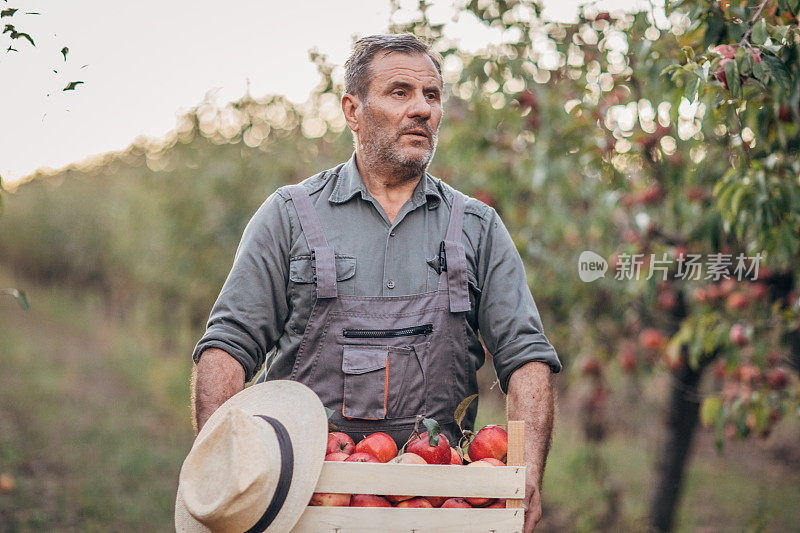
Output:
[191, 34, 561, 531]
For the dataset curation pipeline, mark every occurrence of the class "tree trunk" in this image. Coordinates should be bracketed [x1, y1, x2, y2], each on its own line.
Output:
[648, 355, 705, 533]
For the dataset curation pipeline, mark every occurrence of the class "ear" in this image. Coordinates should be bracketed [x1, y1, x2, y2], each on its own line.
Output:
[342, 93, 361, 134]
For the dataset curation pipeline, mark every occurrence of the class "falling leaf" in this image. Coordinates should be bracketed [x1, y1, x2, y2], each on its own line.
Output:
[63, 80, 83, 91]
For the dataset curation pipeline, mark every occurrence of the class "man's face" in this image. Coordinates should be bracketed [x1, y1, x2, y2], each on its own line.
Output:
[354, 51, 443, 179]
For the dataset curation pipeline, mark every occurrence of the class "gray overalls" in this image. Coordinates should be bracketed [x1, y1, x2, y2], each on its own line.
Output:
[270, 183, 475, 448]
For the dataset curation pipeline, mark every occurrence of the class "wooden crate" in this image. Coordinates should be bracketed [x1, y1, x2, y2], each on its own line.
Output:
[293, 421, 526, 533]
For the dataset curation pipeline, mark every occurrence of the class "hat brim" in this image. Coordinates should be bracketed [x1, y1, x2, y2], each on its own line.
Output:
[175, 380, 327, 532]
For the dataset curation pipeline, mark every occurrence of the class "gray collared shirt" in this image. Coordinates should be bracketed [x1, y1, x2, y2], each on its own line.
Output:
[193, 153, 561, 393]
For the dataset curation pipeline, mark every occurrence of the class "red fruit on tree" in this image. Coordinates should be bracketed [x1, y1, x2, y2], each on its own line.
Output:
[441, 497, 472, 508]
[750, 282, 768, 300]
[326, 432, 355, 456]
[350, 494, 392, 507]
[324, 452, 350, 462]
[579, 356, 602, 377]
[618, 347, 637, 374]
[344, 452, 381, 463]
[766, 368, 789, 390]
[468, 425, 508, 463]
[726, 292, 748, 311]
[407, 431, 451, 465]
[640, 183, 664, 205]
[714, 44, 737, 59]
[354, 432, 397, 463]
[639, 328, 667, 350]
[730, 324, 748, 347]
[656, 290, 679, 312]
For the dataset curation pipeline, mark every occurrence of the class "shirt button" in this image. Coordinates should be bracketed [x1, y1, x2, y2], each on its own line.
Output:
[386, 279, 395, 289]
[390, 231, 396, 237]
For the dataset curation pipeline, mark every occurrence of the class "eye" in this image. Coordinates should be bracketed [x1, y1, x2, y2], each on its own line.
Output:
[393, 89, 406, 97]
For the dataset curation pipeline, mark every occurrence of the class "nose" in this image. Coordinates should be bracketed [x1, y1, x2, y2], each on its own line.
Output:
[407, 90, 432, 120]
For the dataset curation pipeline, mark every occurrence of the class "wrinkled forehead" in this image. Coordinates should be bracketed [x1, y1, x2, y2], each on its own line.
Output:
[366, 51, 443, 92]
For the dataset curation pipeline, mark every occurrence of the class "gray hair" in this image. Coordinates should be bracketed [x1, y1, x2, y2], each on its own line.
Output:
[344, 34, 443, 100]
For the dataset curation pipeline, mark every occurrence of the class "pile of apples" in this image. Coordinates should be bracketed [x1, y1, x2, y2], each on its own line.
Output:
[310, 424, 509, 509]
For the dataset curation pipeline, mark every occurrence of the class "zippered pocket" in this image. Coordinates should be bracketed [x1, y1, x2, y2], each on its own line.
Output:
[342, 323, 433, 339]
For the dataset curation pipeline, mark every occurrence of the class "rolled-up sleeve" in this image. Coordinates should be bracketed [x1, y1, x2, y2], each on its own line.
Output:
[191, 191, 291, 381]
[476, 208, 561, 393]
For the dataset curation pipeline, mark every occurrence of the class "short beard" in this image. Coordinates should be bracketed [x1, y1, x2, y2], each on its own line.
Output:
[356, 104, 439, 184]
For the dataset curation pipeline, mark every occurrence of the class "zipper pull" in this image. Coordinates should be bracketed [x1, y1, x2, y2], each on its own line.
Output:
[438, 241, 447, 274]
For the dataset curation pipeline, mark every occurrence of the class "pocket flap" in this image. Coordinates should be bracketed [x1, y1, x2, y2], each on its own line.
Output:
[290, 255, 356, 283]
[342, 346, 387, 374]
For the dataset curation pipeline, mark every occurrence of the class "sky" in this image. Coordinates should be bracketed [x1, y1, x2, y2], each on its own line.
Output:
[0, 0, 652, 184]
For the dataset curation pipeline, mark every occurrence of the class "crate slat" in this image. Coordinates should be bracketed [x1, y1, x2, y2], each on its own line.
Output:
[314, 462, 525, 498]
[505, 421, 525, 510]
[293, 507, 524, 532]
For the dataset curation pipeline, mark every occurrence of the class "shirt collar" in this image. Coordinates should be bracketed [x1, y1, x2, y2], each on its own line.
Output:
[329, 152, 442, 210]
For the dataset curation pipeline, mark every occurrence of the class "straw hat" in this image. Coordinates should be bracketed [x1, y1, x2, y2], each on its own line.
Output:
[175, 380, 328, 532]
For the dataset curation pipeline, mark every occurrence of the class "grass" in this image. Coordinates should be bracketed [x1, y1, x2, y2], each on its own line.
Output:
[1, 269, 799, 531]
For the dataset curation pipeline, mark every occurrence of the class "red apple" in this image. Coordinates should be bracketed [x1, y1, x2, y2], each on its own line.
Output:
[326, 432, 355, 456]
[441, 497, 472, 508]
[350, 494, 392, 507]
[726, 292, 748, 311]
[579, 356, 602, 377]
[714, 44, 736, 59]
[427, 496, 448, 507]
[355, 432, 397, 463]
[395, 497, 433, 508]
[407, 431, 451, 465]
[656, 290, 678, 312]
[386, 452, 428, 503]
[487, 499, 507, 508]
[310, 492, 351, 506]
[449, 447, 462, 465]
[766, 368, 789, 390]
[344, 452, 380, 463]
[618, 345, 637, 374]
[639, 329, 667, 351]
[465, 458, 503, 506]
[390, 452, 427, 465]
[468, 425, 508, 463]
[324, 452, 350, 461]
[730, 324, 748, 347]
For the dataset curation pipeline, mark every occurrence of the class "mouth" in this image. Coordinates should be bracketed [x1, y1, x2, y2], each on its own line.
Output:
[402, 130, 429, 140]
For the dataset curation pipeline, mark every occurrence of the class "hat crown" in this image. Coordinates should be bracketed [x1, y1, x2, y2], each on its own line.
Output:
[179, 408, 279, 532]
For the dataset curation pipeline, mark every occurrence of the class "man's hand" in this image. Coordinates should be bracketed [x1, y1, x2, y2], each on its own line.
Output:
[191, 348, 245, 434]
[507, 361, 554, 533]
[523, 479, 543, 533]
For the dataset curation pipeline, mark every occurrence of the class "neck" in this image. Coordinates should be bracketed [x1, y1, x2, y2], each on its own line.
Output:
[355, 152, 422, 223]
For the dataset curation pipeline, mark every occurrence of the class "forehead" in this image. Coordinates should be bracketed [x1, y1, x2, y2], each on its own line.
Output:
[367, 51, 442, 89]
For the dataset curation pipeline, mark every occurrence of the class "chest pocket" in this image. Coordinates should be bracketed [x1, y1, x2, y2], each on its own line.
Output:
[287, 254, 356, 335]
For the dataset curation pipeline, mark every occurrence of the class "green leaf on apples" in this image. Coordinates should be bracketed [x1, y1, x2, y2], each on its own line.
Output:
[724, 59, 740, 97]
[453, 394, 478, 428]
[422, 417, 442, 447]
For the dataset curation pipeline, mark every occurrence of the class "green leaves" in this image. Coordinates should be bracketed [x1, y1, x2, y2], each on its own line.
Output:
[422, 417, 442, 447]
[751, 19, 769, 46]
[700, 395, 723, 427]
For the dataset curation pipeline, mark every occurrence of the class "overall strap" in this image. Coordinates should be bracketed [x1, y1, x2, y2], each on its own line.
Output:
[287, 185, 338, 299]
[440, 191, 471, 312]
